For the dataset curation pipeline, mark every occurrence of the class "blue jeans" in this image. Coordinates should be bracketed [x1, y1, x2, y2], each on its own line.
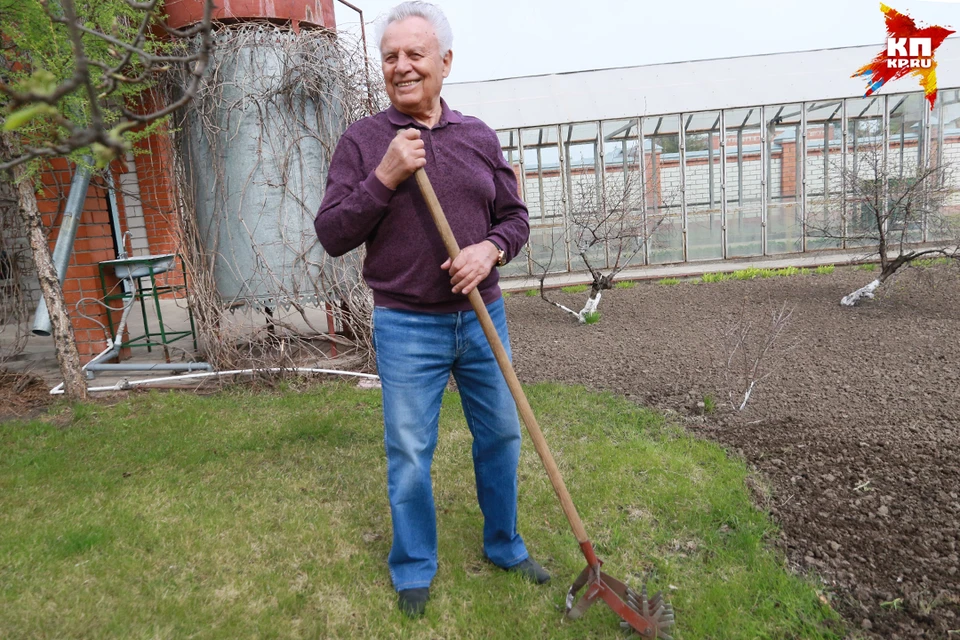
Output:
[372, 297, 529, 591]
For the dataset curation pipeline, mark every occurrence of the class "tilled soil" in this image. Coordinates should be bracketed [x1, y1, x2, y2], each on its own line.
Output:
[506, 265, 960, 639]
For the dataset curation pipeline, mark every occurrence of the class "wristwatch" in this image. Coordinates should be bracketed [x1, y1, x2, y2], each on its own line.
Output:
[488, 239, 506, 267]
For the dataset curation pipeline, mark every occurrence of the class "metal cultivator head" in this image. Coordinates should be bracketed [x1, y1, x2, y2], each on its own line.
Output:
[565, 551, 675, 638]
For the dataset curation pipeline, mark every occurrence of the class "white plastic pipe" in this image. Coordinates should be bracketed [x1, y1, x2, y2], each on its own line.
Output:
[50, 367, 379, 395]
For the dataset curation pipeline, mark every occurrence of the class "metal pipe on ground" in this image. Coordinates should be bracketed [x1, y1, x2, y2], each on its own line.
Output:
[32, 157, 94, 336]
[85, 362, 213, 373]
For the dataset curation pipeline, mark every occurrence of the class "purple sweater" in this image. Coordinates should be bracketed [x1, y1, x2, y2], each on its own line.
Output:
[314, 100, 529, 313]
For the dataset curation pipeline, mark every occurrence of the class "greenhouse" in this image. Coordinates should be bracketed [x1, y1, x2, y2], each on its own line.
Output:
[444, 42, 960, 279]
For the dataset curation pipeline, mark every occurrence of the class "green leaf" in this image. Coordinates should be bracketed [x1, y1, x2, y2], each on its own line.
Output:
[2, 103, 57, 131]
[26, 69, 58, 96]
[91, 143, 116, 169]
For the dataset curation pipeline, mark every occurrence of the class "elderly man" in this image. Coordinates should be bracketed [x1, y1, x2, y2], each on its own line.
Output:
[314, 0, 548, 618]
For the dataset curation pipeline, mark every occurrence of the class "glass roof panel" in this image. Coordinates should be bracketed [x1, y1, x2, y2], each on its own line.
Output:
[521, 126, 558, 147]
[642, 114, 680, 136]
[684, 111, 720, 132]
[602, 119, 637, 141]
[563, 121, 599, 144]
[725, 107, 760, 129]
[806, 100, 844, 122]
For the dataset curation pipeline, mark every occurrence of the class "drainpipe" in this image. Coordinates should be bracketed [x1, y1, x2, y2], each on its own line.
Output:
[31, 158, 93, 336]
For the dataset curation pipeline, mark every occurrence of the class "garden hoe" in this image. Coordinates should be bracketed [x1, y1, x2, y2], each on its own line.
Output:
[414, 168, 675, 638]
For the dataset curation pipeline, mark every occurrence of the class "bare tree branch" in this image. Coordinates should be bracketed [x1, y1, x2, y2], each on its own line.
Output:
[0, 0, 215, 171]
[722, 298, 795, 412]
[805, 136, 959, 305]
[532, 160, 673, 323]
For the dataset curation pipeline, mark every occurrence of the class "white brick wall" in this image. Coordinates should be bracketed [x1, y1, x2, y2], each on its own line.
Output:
[770, 157, 782, 199]
[523, 173, 565, 221]
[683, 158, 721, 210]
[942, 140, 960, 206]
[120, 152, 151, 256]
[718, 156, 763, 207]
[651, 163, 682, 207]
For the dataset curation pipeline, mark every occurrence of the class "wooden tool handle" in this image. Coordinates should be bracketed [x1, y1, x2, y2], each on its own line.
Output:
[414, 168, 591, 545]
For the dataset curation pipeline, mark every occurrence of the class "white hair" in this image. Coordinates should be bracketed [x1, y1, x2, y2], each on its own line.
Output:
[375, 1, 453, 57]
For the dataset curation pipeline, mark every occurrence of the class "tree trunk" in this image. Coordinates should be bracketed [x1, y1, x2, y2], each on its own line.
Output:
[579, 289, 602, 319]
[1, 135, 87, 399]
[840, 252, 911, 307]
[840, 278, 881, 306]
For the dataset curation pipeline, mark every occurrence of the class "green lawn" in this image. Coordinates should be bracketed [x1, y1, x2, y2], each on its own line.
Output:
[0, 381, 842, 639]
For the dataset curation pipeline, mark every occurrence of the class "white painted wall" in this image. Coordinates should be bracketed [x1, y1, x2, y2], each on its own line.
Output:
[444, 40, 960, 130]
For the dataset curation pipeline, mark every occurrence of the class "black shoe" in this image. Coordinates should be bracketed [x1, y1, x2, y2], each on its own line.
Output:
[397, 587, 430, 617]
[505, 557, 551, 584]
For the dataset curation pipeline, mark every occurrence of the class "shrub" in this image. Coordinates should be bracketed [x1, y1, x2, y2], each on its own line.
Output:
[614, 280, 636, 289]
[658, 278, 681, 286]
[775, 266, 801, 277]
[583, 311, 601, 324]
[525, 289, 538, 297]
[815, 265, 835, 275]
[561, 284, 589, 294]
[733, 267, 763, 280]
[855, 263, 877, 271]
[701, 272, 727, 283]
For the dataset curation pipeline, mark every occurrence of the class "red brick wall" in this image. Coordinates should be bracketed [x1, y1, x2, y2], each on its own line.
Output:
[645, 152, 660, 211]
[781, 140, 798, 198]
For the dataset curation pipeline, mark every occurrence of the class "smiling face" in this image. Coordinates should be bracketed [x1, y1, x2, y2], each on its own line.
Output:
[380, 16, 452, 125]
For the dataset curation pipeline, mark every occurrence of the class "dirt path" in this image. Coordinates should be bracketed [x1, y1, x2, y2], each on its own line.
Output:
[506, 265, 960, 639]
